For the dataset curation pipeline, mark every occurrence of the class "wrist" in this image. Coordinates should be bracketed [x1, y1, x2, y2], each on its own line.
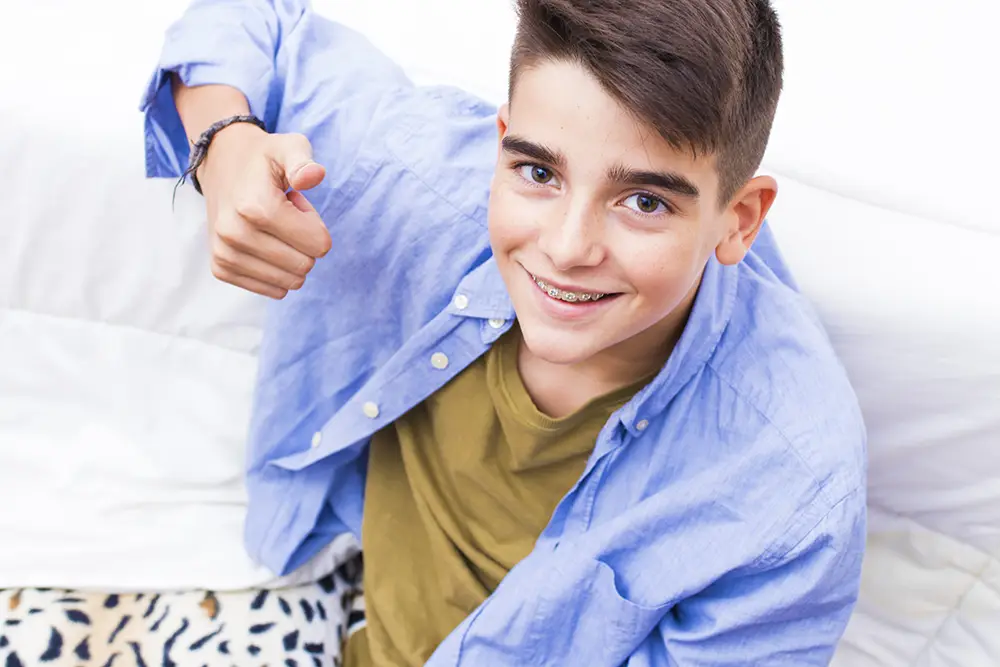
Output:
[184, 114, 267, 195]
[195, 123, 268, 189]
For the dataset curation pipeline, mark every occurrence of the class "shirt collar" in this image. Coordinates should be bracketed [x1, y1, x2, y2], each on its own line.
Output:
[619, 255, 739, 436]
[448, 257, 516, 320]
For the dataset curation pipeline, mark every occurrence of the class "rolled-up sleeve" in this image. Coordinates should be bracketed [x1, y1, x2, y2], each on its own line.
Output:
[139, 0, 411, 181]
[140, 0, 304, 177]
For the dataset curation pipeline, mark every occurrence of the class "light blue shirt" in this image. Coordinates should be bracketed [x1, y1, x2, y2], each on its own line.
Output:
[141, 2, 867, 664]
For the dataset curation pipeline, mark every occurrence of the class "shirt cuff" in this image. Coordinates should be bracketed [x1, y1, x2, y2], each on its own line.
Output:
[139, 62, 273, 179]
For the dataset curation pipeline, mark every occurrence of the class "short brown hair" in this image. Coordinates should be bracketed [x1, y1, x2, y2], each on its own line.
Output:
[509, 0, 784, 204]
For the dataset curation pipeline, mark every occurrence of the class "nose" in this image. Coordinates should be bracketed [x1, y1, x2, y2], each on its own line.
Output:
[536, 199, 605, 271]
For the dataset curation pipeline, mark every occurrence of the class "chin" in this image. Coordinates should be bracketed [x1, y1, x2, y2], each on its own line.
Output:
[516, 319, 602, 366]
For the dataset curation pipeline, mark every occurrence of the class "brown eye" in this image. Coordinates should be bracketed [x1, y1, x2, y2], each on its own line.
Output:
[623, 193, 667, 215]
[637, 194, 659, 213]
[531, 166, 553, 184]
[518, 164, 555, 185]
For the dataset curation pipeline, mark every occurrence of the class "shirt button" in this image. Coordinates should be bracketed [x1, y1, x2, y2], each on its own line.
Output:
[636, 419, 650, 432]
[488, 318, 506, 329]
[362, 402, 380, 419]
[453, 294, 470, 310]
[311, 431, 323, 449]
[430, 352, 450, 370]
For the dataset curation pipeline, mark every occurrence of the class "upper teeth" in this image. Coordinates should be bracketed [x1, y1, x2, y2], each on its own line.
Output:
[531, 274, 606, 303]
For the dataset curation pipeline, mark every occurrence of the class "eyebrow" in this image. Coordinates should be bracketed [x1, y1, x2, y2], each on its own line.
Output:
[501, 136, 566, 168]
[607, 164, 700, 200]
[501, 134, 700, 200]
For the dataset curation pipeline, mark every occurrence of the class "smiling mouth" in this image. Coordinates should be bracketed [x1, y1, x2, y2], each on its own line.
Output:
[530, 273, 610, 303]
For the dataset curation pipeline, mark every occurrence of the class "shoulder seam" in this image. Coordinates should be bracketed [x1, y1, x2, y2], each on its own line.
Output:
[705, 361, 840, 520]
[756, 485, 865, 568]
[703, 362, 838, 508]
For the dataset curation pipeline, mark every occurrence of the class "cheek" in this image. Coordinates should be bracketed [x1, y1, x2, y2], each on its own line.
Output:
[618, 234, 703, 305]
[487, 185, 538, 253]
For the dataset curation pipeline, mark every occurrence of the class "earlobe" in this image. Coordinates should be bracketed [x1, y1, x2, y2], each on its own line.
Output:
[715, 175, 778, 266]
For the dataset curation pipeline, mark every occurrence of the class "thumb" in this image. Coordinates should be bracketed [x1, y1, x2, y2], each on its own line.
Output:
[276, 134, 326, 191]
[288, 160, 326, 192]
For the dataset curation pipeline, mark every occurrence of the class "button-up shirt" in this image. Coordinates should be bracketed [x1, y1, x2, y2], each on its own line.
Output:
[141, 2, 867, 664]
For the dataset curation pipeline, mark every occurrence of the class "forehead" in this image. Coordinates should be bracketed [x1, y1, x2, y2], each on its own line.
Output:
[508, 60, 718, 188]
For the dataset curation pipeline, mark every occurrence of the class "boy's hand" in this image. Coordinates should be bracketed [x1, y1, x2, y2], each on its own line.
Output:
[197, 125, 332, 299]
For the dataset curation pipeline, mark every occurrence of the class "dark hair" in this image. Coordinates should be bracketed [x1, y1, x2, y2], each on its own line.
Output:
[509, 0, 784, 204]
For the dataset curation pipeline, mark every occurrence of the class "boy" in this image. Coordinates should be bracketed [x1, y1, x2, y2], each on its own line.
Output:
[143, 0, 866, 664]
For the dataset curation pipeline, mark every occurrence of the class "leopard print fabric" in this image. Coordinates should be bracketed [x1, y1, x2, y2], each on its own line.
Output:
[0, 559, 364, 667]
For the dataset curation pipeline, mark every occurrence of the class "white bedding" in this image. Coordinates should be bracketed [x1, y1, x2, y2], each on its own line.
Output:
[1, 1, 998, 663]
[0, 1, 342, 591]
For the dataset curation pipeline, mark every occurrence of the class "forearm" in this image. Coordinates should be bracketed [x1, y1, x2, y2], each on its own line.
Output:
[143, 1, 409, 182]
[170, 74, 251, 142]
[143, 0, 290, 179]
[170, 74, 267, 189]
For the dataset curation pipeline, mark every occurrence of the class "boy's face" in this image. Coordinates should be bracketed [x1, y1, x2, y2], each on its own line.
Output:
[488, 59, 776, 373]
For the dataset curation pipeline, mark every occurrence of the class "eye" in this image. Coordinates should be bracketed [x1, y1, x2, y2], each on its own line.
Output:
[516, 164, 558, 186]
[622, 193, 669, 216]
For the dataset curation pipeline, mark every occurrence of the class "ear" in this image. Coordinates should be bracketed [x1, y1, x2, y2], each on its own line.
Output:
[495, 103, 510, 159]
[715, 175, 778, 266]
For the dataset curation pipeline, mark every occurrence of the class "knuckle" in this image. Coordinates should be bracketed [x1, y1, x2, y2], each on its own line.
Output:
[284, 132, 311, 152]
[233, 198, 272, 225]
[210, 260, 230, 282]
[211, 240, 238, 269]
[215, 217, 247, 245]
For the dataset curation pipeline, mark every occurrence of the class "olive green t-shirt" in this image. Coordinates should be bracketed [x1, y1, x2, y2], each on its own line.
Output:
[344, 326, 645, 666]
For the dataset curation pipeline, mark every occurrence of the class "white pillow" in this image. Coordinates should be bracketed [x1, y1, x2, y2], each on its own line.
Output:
[764, 173, 1000, 551]
[770, 172, 1000, 663]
